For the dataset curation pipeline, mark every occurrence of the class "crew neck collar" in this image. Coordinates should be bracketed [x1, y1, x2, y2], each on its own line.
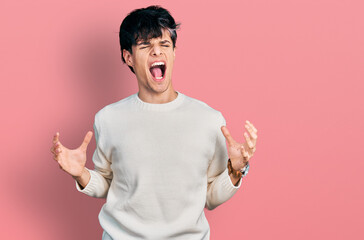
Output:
[133, 91, 185, 111]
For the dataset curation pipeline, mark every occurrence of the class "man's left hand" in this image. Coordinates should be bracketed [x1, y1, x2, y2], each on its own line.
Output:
[221, 120, 258, 171]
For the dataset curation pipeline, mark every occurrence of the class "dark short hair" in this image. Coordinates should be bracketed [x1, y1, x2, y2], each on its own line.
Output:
[119, 5, 181, 73]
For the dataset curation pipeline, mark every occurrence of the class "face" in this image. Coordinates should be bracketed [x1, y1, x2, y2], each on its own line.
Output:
[123, 29, 176, 96]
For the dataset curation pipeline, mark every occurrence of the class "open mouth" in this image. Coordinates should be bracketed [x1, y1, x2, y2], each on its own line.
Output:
[149, 62, 166, 80]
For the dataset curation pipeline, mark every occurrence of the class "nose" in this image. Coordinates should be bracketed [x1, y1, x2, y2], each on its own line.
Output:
[151, 45, 162, 56]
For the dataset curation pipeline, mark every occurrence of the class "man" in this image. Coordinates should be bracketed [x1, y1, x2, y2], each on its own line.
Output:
[50, 5, 258, 240]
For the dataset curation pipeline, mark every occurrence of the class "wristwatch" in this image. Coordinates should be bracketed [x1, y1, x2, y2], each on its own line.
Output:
[227, 159, 250, 179]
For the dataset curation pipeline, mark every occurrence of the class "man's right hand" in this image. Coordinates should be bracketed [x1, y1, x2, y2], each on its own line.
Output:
[50, 131, 93, 183]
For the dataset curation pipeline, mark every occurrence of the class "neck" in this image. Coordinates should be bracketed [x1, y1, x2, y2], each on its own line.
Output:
[138, 89, 178, 104]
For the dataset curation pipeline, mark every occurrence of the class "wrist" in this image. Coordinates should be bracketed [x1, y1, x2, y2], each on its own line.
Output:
[227, 159, 242, 179]
[229, 172, 241, 187]
[229, 172, 241, 180]
[73, 168, 90, 189]
[73, 167, 87, 180]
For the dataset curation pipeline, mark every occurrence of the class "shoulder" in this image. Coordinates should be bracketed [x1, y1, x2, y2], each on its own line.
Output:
[182, 93, 225, 126]
[94, 93, 136, 123]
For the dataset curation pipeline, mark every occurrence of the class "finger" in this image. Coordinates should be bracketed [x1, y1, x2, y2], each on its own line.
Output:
[51, 144, 62, 155]
[221, 126, 236, 146]
[53, 132, 59, 144]
[252, 147, 256, 153]
[246, 120, 257, 133]
[53, 154, 59, 162]
[57, 154, 63, 164]
[56, 146, 62, 154]
[52, 141, 63, 151]
[240, 145, 250, 161]
[80, 131, 93, 151]
[240, 145, 248, 156]
[54, 141, 63, 150]
[245, 123, 258, 140]
[244, 132, 254, 149]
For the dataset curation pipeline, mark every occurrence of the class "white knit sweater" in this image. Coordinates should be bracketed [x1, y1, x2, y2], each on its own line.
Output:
[76, 91, 242, 240]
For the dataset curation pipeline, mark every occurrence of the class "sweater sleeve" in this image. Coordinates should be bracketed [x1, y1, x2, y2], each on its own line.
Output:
[205, 112, 242, 210]
[75, 113, 113, 198]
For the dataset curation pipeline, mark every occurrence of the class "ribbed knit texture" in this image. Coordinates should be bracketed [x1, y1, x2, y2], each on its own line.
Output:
[76, 91, 242, 240]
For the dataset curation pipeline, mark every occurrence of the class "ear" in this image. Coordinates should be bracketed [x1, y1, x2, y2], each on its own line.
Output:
[173, 47, 176, 59]
[123, 49, 133, 67]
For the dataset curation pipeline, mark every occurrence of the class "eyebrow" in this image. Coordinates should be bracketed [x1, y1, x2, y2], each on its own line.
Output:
[137, 39, 171, 46]
[160, 40, 171, 44]
[137, 41, 150, 46]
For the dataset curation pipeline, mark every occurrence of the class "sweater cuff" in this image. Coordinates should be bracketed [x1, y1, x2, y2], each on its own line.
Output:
[223, 167, 242, 190]
[75, 167, 98, 196]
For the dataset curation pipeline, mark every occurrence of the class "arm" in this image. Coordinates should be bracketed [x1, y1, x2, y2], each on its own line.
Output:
[75, 113, 113, 198]
[205, 112, 242, 211]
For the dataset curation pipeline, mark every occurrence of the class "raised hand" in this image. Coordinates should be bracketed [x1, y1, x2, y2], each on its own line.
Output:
[221, 120, 258, 172]
[50, 131, 93, 178]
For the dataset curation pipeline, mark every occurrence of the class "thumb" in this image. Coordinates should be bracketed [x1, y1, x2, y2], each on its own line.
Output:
[80, 131, 93, 151]
[221, 126, 235, 146]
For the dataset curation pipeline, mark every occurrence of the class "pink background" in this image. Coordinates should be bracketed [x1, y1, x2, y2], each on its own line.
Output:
[1, 0, 363, 239]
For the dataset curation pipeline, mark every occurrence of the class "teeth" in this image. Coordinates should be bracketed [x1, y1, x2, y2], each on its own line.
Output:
[155, 76, 163, 80]
[151, 62, 165, 67]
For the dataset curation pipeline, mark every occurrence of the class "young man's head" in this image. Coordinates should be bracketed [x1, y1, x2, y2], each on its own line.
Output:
[119, 6, 180, 96]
